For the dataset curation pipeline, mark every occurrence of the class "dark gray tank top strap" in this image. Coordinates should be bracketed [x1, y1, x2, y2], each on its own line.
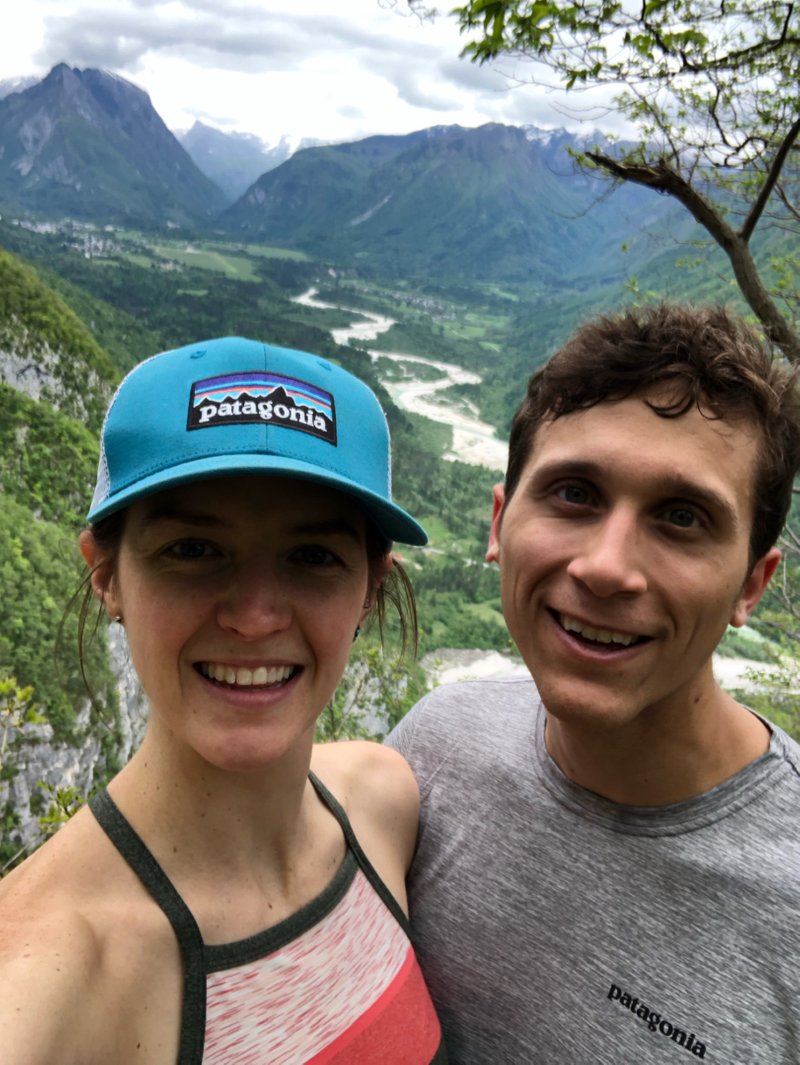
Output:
[307, 770, 411, 936]
[88, 789, 206, 1065]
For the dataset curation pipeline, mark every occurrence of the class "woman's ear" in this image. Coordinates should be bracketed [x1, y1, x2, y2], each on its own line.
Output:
[78, 529, 120, 618]
[362, 551, 394, 619]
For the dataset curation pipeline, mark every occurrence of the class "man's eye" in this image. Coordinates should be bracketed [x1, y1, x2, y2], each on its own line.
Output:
[666, 507, 699, 528]
[556, 484, 592, 506]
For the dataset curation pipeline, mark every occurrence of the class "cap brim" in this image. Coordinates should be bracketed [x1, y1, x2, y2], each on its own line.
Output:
[87, 454, 428, 546]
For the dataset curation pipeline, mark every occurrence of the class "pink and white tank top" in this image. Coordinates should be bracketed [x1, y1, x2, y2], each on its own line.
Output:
[90, 774, 446, 1063]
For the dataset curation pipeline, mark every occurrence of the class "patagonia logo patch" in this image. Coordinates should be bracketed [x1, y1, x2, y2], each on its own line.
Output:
[187, 371, 336, 443]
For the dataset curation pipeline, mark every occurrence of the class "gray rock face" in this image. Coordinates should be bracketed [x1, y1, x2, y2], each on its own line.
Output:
[0, 326, 112, 424]
[0, 702, 101, 861]
[0, 626, 148, 864]
[0, 334, 59, 402]
[108, 623, 148, 763]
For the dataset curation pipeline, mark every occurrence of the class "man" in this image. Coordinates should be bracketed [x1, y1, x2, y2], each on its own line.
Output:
[387, 303, 800, 1063]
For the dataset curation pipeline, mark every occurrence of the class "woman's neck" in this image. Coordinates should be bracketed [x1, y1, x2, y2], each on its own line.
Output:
[108, 725, 319, 874]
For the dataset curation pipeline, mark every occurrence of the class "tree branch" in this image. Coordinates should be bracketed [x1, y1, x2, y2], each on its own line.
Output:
[586, 151, 800, 360]
[741, 114, 800, 241]
[775, 181, 800, 223]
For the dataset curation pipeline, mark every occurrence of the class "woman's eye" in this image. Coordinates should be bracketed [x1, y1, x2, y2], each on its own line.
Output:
[165, 540, 215, 560]
[556, 483, 592, 506]
[293, 546, 339, 567]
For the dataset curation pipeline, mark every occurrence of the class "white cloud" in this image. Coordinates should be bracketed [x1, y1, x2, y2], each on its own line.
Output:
[0, 0, 630, 146]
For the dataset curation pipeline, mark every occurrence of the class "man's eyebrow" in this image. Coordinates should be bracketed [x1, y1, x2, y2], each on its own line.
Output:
[528, 459, 742, 526]
[526, 459, 602, 486]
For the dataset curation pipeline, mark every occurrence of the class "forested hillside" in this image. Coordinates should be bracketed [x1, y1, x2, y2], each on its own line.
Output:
[0, 261, 113, 724]
[0, 247, 116, 423]
[221, 123, 685, 283]
[0, 247, 122, 863]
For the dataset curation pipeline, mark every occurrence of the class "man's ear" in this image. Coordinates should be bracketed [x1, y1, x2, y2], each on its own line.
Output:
[729, 547, 781, 628]
[485, 483, 505, 564]
[78, 529, 120, 617]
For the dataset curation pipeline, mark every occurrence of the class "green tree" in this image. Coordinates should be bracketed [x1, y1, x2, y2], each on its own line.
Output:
[0, 677, 97, 874]
[0, 676, 43, 872]
[316, 645, 428, 742]
[35, 782, 87, 840]
[0, 497, 117, 742]
[420, 0, 800, 360]
[0, 676, 41, 779]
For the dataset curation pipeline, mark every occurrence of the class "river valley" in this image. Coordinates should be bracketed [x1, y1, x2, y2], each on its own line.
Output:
[295, 288, 508, 472]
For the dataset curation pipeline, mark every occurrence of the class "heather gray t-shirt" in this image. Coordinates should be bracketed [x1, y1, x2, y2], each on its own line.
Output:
[387, 676, 800, 1064]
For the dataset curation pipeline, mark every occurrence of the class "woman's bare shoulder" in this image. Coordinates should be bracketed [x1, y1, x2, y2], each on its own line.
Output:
[0, 819, 108, 1065]
[0, 803, 180, 1065]
[311, 740, 420, 877]
[312, 740, 419, 815]
[0, 801, 116, 909]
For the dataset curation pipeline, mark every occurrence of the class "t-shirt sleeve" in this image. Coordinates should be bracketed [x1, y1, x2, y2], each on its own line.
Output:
[385, 702, 416, 758]
[385, 687, 468, 804]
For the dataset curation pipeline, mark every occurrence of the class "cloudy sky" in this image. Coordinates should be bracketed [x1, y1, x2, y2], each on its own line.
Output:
[0, 0, 624, 147]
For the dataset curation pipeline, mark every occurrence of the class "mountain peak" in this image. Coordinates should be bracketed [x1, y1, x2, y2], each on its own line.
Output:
[0, 64, 226, 223]
[47, 62, 73, 78]
[178, 122, 298, 201]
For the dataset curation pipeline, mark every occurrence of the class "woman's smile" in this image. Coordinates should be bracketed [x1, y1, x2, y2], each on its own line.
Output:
[197, 662, 299, 689]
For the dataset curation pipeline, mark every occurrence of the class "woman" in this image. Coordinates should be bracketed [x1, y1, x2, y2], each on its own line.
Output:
[0, 336, 446, 1064]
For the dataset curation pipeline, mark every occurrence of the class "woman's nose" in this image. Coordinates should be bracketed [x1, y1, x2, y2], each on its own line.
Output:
[216, 565, 293, 638]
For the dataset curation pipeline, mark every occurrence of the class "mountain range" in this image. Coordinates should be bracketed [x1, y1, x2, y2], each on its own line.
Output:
[0, 64, 687, 285]
[220, 122, 680, 283]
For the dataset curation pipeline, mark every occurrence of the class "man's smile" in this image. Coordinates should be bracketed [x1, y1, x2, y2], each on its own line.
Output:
[551, 611, 650, 650]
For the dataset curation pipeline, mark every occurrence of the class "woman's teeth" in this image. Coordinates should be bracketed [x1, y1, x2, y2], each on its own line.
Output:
[200, 663, 296, 687]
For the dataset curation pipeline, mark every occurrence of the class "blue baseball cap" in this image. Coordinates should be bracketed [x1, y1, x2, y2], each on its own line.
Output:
[88, 336, 428, 546]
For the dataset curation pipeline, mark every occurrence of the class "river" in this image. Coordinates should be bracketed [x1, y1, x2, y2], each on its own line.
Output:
[294, 288, 508, 472]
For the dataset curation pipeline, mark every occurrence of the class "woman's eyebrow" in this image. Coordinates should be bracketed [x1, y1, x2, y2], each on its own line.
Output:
[135, 506, 225, 529]
[134, 511, 363, 540]
[290, 519, 363, 541]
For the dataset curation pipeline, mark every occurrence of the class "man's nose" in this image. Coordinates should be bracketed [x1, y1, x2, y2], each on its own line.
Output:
[565, 510, 648, 597]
